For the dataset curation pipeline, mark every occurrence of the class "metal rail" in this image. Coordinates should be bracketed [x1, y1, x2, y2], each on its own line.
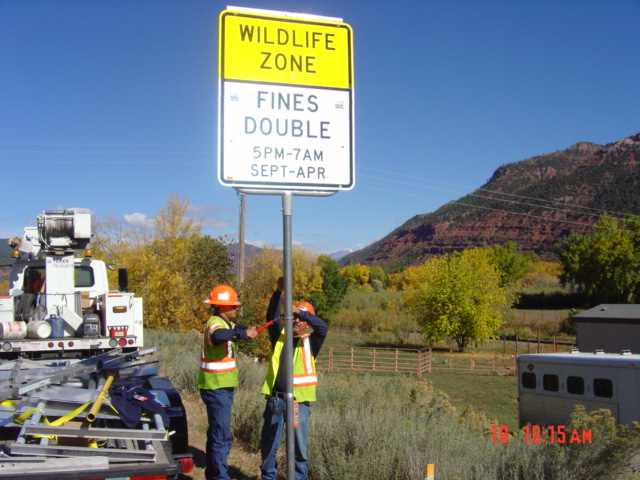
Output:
[0, 349, 172, 470]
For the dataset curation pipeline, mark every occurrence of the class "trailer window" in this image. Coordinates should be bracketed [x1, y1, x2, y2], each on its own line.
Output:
[567, 376, 584, 395]
[594, 378, 613, 398]
[543, 374, 559, 392]
[521, 372, 536, 389]
[75, 266, 95, 287]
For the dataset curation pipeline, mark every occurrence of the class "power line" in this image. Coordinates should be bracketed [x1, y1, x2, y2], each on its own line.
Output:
[0, 151, 211, 156]
[0, 143, 215, 147]
[360, 166, 635, 220]
[360, 173, 623, 223]
[2, 141, 636, 231]
[359, 184, 599, 232]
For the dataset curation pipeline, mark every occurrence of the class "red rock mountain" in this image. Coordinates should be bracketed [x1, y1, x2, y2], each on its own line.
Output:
[341, 132, 640, 270]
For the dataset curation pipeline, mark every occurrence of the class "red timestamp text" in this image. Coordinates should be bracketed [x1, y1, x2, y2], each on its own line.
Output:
[491, 425, 593, 444]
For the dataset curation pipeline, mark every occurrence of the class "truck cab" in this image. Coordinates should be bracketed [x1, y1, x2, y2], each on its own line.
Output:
[0, 211, 143, 358]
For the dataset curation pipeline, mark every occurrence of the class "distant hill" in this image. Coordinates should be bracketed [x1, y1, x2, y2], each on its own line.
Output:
[327, 249, 353, 261]
[0, 239, 12, 262]
[225, 242, 263, 265]
[341, 132, 640, 271]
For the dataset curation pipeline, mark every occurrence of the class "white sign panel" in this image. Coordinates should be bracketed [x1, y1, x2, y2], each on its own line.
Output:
[221, 82, 351, 188]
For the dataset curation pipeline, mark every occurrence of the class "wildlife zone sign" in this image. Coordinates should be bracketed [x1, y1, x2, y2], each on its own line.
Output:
[218, 8, 354, 191]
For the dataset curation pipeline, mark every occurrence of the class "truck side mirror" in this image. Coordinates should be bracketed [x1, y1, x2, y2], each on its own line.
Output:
[118, 268, 129, 292]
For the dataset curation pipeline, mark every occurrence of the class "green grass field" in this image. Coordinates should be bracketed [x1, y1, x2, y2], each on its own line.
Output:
[425, 370, 519, 431]
[322, 323, 561, 433]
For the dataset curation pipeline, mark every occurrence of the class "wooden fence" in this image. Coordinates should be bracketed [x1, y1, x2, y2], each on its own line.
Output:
[429, 352, 517, 375]
[316, 345, 518, 377]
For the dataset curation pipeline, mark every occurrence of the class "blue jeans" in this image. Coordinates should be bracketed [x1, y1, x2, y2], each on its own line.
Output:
[200, 388, 234, 480]
[260, 397, 311, 480]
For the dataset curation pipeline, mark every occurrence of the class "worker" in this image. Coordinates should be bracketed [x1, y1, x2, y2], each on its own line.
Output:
[198, 284, 257, 480]
[259, 279, 328, 480]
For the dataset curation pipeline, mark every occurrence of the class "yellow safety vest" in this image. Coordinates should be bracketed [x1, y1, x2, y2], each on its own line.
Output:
[197, 316, 238, 390]
[261, 331, 318, 402]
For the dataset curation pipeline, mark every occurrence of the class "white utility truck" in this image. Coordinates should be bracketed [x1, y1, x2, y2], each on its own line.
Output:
[518, 350, 640, 428]
[0, 210, 191, 480]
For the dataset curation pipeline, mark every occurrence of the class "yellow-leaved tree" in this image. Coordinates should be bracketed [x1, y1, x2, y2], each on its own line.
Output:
[403, 248, 515, 351]
[339, 264, 370, 288]
[238, 247, 322, 358]
[93, 194, 233, 332]
[240, 247, 323, 321]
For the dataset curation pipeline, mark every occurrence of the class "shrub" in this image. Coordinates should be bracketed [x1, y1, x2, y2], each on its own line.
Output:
[150, 329, 639, 479]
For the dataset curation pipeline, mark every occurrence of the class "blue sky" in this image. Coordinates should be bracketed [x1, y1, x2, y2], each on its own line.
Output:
[2, 0, 639, 255]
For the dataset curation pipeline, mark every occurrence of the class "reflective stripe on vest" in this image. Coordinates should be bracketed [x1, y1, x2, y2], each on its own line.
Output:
[294, 335, 317, 386]
[200, 357, 237, 373]
[200, 318, 237, 373]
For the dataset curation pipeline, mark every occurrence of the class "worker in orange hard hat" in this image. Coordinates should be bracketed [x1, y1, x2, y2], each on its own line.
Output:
[259, 277, 328, 480]
[198, 284, 257, 480]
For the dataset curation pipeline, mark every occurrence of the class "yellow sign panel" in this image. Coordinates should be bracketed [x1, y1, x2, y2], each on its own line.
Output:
[219, 10, 353, 89]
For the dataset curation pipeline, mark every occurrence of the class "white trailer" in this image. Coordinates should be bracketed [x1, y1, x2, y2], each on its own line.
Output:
[518, 350, 640, 427]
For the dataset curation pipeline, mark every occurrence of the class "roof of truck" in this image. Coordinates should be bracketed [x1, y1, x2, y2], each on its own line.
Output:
[518, 350, 640, 368]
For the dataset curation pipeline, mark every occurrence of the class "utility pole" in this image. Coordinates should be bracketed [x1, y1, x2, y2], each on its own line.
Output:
[237, 193, 246, 285]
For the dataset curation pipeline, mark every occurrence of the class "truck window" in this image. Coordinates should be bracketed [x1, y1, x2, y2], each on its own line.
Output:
[567, 376, 584, 395]
[75, 266, 95, 287]
[543, 374, 559, 392]
[23, 268, 45, 293]
[594, 378, 613, 398]
[521, 372, 536, 389]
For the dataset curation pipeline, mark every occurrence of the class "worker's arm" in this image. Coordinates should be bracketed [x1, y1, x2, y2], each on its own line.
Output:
[210, 321, 256, 345]
[266, 289, 284, 345]
[296, 309, 328, 357]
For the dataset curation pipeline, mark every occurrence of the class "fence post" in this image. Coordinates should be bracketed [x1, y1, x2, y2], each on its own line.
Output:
[417, 349, 422, 377]
[373, 347, 377, 372]
[350, 346, 354, 370]
[328, 346, 333, 373]
[429, 347, 432, 373]
[395, 349, 399, 373]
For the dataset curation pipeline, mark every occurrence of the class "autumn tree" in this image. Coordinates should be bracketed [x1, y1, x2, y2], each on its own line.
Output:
[238, 247, 323, 358]
[340, 264, 370, 288]
[93, 194, 234, 331]
[185, 235, 235, 327]
[403, 248, 515, 351]
[557, 215, 640, 303]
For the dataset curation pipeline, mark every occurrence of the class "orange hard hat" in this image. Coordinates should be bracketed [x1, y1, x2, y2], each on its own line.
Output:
[296, 302, 315, 315]
[204, 285, 241, 306]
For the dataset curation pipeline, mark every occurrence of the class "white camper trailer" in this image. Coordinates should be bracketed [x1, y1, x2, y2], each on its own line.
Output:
[518, 350, 640, 427]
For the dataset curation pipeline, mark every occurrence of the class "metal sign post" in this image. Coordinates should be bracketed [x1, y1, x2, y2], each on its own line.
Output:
[281, 192, 295, 480]
[218, 6, 354, 477]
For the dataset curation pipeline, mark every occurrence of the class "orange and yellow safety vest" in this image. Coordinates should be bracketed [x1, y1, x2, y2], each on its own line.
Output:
[261, 330, 318, 402]
[197, 316, 238, 390]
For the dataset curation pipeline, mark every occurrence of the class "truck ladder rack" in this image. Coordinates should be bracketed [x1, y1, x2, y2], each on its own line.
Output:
[24, 424, 168, 441]
[0, 350, 173, 470]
